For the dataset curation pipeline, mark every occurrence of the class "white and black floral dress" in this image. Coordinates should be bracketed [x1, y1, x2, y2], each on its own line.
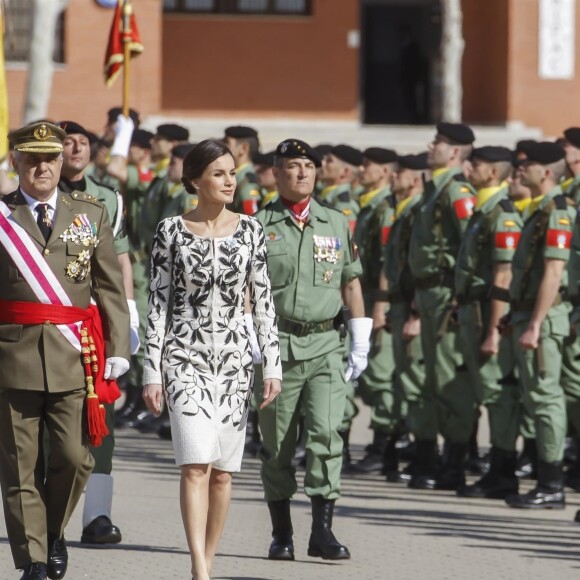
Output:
[143, 215, 282, 471]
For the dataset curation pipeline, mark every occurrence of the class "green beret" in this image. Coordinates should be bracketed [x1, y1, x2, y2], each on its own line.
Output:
[156, 124, 189, 142]
[514, 139, 536, 156]
[56, 121, 95, 143]
[9, 121, 66, 153]
[253, 150, 275, 167]
[524, 142, 565, 165]
[564, 128, 580, 149]
[363, 147, 398, 164]
[131, 129, 155, 149]
[172, 143, 194, 159]
[471, 146, 513, 163]
[313, 143, 333, 157]
[436, 122, 475, 145]
[398, 153, 429, 171]
[224, 125, 258, 140]
[275, 138, 321, 167]
[331, 144, 363, 167]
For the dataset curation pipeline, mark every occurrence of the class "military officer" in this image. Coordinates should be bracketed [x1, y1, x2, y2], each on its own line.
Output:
[0, 122, 130, 580]
[56, 120, 140, 543]
[408, 122, 477, 490]
[349, 147, 401, 475]
[506, 142, 576, 509]
[223, 125, 262, 214]
[318, 144, 362, 231]
[256, 139, 369, 562]
[453, 146, 523, 499]
[379, 153, 429, 481]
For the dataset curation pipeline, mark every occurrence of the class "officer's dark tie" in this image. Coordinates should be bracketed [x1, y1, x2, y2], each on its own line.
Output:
[36, 203, 52, 242]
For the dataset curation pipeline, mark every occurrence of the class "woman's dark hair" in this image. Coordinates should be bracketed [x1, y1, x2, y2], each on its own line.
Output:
[181, 139, 234, 194]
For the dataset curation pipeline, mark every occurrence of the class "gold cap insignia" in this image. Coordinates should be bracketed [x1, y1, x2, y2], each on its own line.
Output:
[9, 121, 66, 153]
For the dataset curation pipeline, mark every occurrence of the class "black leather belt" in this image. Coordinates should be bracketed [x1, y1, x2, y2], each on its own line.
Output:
[276, 317, 335, 337]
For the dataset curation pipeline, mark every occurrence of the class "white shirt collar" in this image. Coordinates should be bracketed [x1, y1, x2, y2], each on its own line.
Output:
[20, 188, 59, 212]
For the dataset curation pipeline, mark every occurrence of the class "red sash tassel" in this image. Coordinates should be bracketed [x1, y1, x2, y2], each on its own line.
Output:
[0, 300, 122, 446]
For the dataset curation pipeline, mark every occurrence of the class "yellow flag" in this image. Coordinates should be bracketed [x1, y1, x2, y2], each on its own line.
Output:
[0, 7, 8, 161]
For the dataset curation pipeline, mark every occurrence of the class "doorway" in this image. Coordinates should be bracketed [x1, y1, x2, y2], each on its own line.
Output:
[361, 0, 441, 125]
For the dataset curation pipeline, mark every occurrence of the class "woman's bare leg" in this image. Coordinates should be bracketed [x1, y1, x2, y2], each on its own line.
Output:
[180, 464, 211, 580]
[205, 469, 233, 575]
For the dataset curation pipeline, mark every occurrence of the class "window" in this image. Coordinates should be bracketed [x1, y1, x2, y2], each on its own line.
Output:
[163, 0, 311, 15]
[4, 0, 65, 64]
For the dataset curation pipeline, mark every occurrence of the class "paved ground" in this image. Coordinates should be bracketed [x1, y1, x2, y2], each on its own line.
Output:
[1, 406, 580, 579]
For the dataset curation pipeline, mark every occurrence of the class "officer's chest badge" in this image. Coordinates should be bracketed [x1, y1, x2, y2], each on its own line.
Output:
[66, 249, 91, 281]
[323, 269, 334, 284]
[60, 214, 99, 248]
[268, 232, 284, 241]
[313, 235, 342, 263]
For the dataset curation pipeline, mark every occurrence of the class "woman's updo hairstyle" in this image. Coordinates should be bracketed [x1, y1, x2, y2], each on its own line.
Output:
[181, 139, 234, 194]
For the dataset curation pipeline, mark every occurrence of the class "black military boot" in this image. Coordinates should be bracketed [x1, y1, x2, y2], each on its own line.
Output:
[114, 383, 141, 427]
[408, 440, 438, 489]
[338, 428, 352, 474]
[515, 438, 538, 479]
[267, 500, 294, 560]
[458, 447, 518, 499]
[436, 442, 467, 491]
[466, 421, 489, 476]
[307, 496, 350, 560]
[506, 460, 565, 509]
[384, 435, 403, 482]
[564, 439, 580, 491]
[351, 430, 387, 474]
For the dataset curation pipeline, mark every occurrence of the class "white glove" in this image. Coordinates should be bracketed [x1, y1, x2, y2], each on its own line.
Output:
[344, 317, 373, 382]
[128, 299, 141, 355]
[104, 357, 130, 380]
[110, 115, 135, 158]
[244, 313, 263, 364]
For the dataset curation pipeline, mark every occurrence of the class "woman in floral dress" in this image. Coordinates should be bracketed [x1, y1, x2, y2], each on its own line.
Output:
[142, 139, 282, 580]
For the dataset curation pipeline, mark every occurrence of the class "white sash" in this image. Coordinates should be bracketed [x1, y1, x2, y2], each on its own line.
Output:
[0, 200, 82, 350]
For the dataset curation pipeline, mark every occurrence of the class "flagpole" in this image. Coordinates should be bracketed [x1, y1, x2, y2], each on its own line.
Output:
[122, 0, 132, 117]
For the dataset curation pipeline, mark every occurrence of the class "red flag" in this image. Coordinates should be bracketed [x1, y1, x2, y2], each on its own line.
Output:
[104, 0, 144, 87]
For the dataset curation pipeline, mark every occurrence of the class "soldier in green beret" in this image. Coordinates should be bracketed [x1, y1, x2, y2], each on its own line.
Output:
[506, 142, 576, 509]
[408, 122, 477, 490]
[224, 125, 262, 215]
[317, 144, 361, 231]
[349, 147, 401, 475]
[255, 139, 369, 562]
[453, 146, 523, 499]
[379, 153, 429, 481]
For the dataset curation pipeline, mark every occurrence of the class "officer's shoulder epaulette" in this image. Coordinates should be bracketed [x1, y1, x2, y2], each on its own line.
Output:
[246, 172, 258, 184]
[498, 198, 515, 213]
[337, 190, 351, 203]
[453, 173, 469, 183]
[88, 175, 118, 194]
[387, 194, 396, 208]
[69, 190, 103, 206]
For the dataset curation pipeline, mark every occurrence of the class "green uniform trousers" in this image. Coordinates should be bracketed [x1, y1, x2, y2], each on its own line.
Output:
[389, 303, 425, 438]
[415, 286, 476, 443]
[257, 350, 345, 501]
[459, 302, 522, 452]
[0, 388, 94, 568]
[513, 319, 567, 463]
[561, 332, 580, 436]
[356, 329, 401, 434]
[127, 258, 148, 388]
